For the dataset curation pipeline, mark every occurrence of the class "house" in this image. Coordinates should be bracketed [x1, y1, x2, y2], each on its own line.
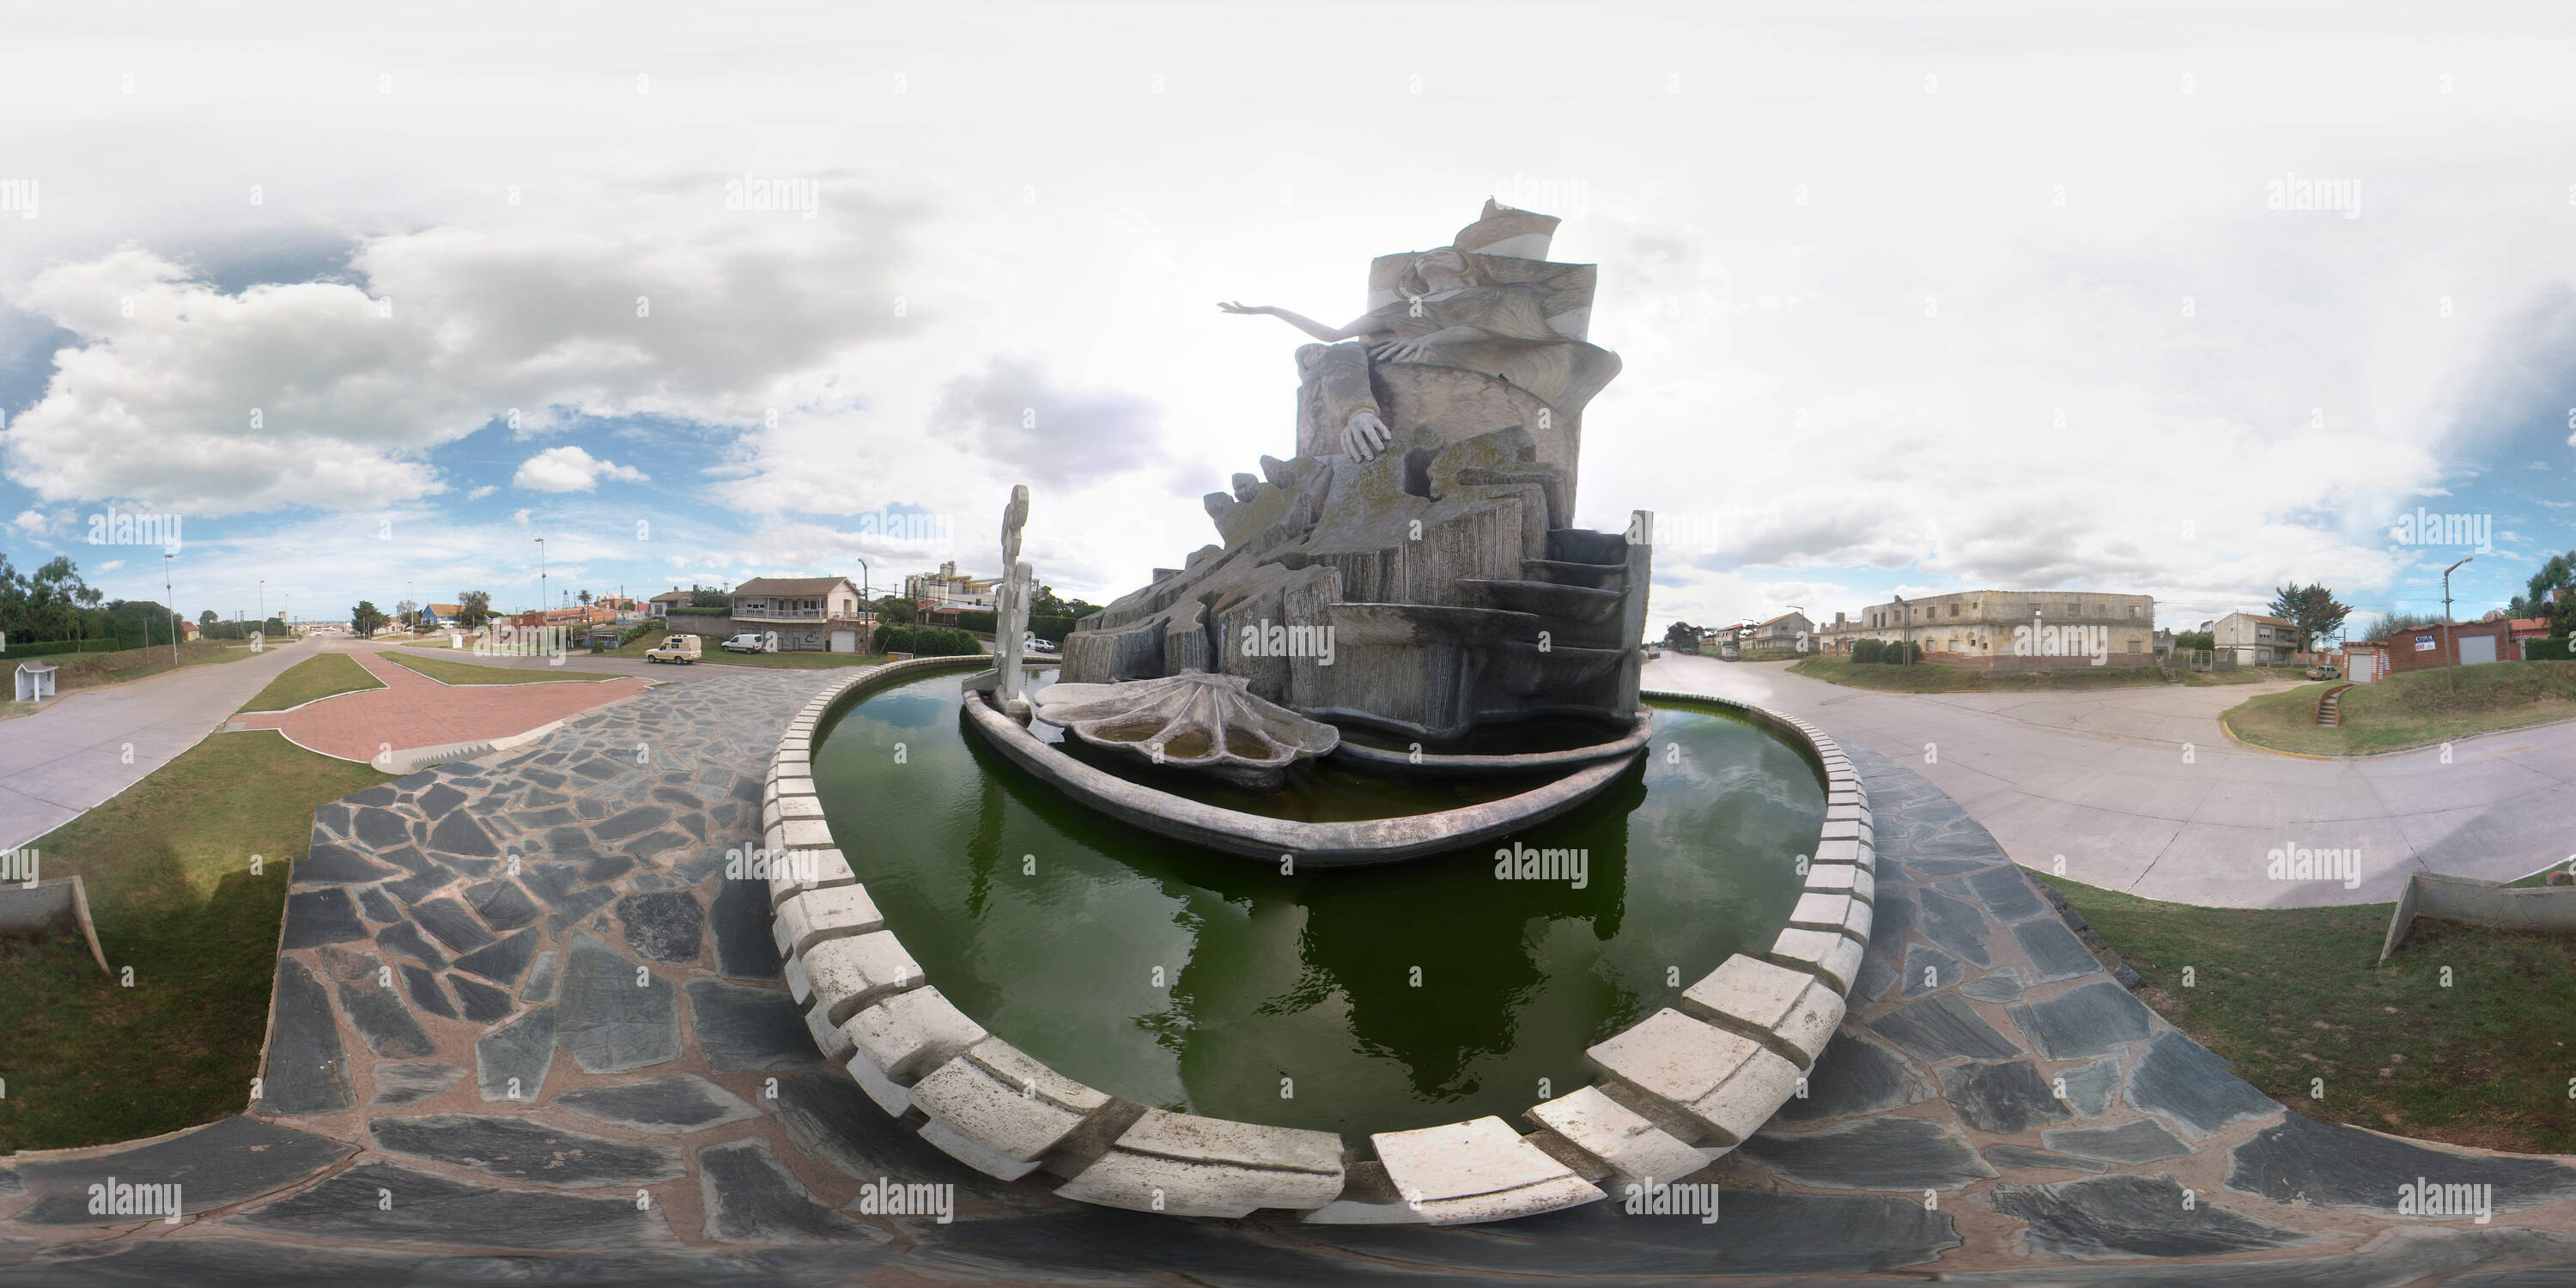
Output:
[2210, 612, 2300, 666]
[1838, 591, 2158, 669]
[903, 561, 998, 610]
[730, 576, 875, 653]
[1747, 611, 1816, 653]
[647, 589, 696, 620]
[419, 602, 465, 629]
[2381, 618, 2522, 674]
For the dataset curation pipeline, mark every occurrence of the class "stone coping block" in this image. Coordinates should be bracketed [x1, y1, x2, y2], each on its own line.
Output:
[766, 847, 856, 909]
[1525, 1086, 1710, 1188]
[908, 1037, 1114, 1181]
[1586, 1008, 1804, 1147]
[1679, 954, 1844, 1068]
[1826, 803, 1872, 824]
[764, 817, 835, 853]
[1814, 837, 1865, 868]
[1805, 862, 1874, 904]
[1767, 927, 1865, 994]
[804, 998, 855, 1063]
[774, 884, 884, 958]
[846, 986, 988, 1086]
[1370, 1116, 1605, 1224]
[800, 930, 924, 1026]
[1789, 892, 1854, 933]
[1839, 898, 1874, 944]
[762, 775, 817, 802]
[1054, 1109, 1346, 1217]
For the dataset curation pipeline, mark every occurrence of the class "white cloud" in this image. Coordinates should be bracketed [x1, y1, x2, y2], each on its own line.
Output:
[513, 446, 648, 493]
[465, 484, 496, 501]
[96, 558, 123, 572]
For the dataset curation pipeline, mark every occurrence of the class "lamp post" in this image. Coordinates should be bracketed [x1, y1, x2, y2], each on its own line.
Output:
[2443, 555, 2474, 693]
[163, 552, 177, 665]
[535, 537, 547, 630]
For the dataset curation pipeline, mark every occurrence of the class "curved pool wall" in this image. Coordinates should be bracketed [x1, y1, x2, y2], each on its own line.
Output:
[760, 659, 1874, 1224]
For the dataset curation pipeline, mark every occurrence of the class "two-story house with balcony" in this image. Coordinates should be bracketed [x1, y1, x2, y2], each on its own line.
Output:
[2211, 611, 2299, 666]
[729, 576, 875, 653]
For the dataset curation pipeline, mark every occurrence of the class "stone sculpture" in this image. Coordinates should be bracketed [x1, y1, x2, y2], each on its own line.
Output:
[964, 483, 1036, 720]
[1031, 671, 1339, 790]
[1056, 201, 1651, 751]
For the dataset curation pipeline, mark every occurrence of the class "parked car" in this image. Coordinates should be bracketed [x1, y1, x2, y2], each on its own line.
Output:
[720, 632, 769, 653]
[644, 634, 702, 665]
[2305, 664, 2339, 680]
[1027, 637, 1057, 653]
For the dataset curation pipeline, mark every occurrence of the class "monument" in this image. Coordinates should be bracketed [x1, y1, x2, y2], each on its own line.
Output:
[1052, 200, 1653, 759]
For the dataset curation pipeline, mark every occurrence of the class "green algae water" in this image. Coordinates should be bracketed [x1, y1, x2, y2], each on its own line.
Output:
[810, 667, 1822, 1140]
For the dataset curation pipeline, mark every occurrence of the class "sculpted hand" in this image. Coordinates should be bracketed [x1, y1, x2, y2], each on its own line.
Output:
[1370, 336, 1434, 363]
[1217, 301, 1273, 315]
[1342, 410, 1392, 462]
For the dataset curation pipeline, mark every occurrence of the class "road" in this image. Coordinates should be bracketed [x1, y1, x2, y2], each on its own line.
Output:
[1643, 653, 2576, 908]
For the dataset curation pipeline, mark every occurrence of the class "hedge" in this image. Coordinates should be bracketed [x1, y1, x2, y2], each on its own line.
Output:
[2527, 637, 2575, 662]
[666, 606, 730, 617]
[950, 609, 1083, 641]
[872, 625, 984, 657]
[1, 636, 136, 659]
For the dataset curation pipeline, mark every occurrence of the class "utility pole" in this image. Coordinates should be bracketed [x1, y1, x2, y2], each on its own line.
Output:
[535, 537, 547, 629]
[2443, 556, 2474, 693]
[1893, 594, 1911, 665]
[163, 552, 177, 665]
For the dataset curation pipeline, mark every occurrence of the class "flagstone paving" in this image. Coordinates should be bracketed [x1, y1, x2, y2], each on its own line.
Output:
[9, 669, 2576, 1283]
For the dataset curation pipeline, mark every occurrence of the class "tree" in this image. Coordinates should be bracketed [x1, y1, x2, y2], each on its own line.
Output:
[688, 584, 729, 609]
[198, 608, 217, 628]
[456, 590, 493, 629]
[578, 589, 592, 606]
[2174, 630, 2215, 652]
[1661, 621, 1698, 649]
[351, 600, 387, 637]
[2511, 550, 2576, 638]
[393, 598, 419, 629]
[872, 595, 917, 625]
[2364, 611, 2441, 644]
[2267, 583, 2352, 653]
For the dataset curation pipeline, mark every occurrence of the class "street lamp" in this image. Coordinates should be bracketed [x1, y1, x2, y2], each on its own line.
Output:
[2443, 555, 2475, 692]
[163, 552, 177, 665]
[535, 537, 547, 629]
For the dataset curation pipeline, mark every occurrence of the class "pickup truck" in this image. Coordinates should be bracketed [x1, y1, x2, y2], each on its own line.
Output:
[644, 634, 702, 664]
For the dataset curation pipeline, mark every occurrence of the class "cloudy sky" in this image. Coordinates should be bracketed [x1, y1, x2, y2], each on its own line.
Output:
[2, 3, 2572, 636]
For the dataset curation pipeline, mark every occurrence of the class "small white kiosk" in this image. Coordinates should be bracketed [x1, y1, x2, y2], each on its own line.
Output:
[14, 660, 58, 703]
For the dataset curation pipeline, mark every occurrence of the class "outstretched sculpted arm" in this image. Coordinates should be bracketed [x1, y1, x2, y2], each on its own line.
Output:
[1218, 301, 1386, 343]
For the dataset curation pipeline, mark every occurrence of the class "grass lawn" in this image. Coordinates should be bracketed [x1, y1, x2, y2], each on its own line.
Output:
[8, 637, 294, 701]
[1789, 656, 1990, 692]
[236, 650, 383, 713]
[2222, 660, 2576, 756]
[2040, 873, 2576, 1154]
[0, 731, 391, 1153]
[1733, 647, 1807, 663]
[380, 651, 626, 685]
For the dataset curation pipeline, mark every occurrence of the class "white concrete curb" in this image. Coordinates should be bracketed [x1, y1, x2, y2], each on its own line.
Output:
[761, 667, 1853, 1224]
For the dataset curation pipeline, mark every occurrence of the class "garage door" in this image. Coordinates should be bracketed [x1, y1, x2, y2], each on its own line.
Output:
[2458, 634, 2498, 665]
[831, 630, 856, 653]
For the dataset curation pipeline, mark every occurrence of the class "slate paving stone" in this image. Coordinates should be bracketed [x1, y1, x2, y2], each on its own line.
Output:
[2044, 1117, 2192, 1163]
[2011, 917, 2100, 983]
[677, 848, 734, 885]
[525, 950, 561, 1000]
[451, 927, 542, 986]
[280, 887, 368, 949]
[371, 1062, 464, 1108]
[710, 874, 782, 979]
[619, 890, 705, 963]
[376, 920, 448, 969]
[416, 782, 468, 818]
[1901, 943, 1962, 998]
[1936, 1060, 2075, 1134]
[1966, 866, 2050, 923]
[356, 884, 403, 925]
[259, 958, 353, 1114]
[399, 963, 458, 1018]
[547, 884, 618, 932]
[296, 841, 398, 884]
[353, 806, 410, 848]
[1960, 970, 2025, 1003]
[477, 1004, 556, 1103]
[315, 802, 355, 836]
[630, 871, 688, 890]
[1990, 1173, 2308, 1259]
[583, 854, 637, 883]
[348, 785, 401, 806]
[371, 1115, 684, 1188]
[0, 1165, 23, 1195]
[629, 830, 691, 859]
[449, 973, 517, 1023]
[1851, 948, 1900, 1003]
[1773, 1029, 1936, 1126]
[1743, 1116, 1997, 1191]
[556, 1072, 761, 1136]
[2008, 981, 2154, 1060]
[685, 978, 816, 1072]
[2060, 1054, 2122, 1117]
[1914, 887, 1995, 967]
[337, 979, 437, 1059]
[381, 869, 451, 905]
[523, 860, 589, 905]
[411, 896, 499, 953]
[1868, 993, 2023, 1063]
[237, 1161, 672, 1249]
[1984, 1145, 2107, 1174]
[558, 929, 681, 1073]
[430, 809, 500, 856]
[696, 1139, 879, 1243]
[2227, 1110, 2576, 1212]
[464, 878, 542, 931]
[2128, 1029, 2284, 1138]
[14, 1115, 355, 1224]
[595, 805, 672, 841]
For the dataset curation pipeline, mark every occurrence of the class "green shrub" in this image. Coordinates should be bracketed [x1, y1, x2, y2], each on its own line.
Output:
[1851, 639, 1883, 665]
[2527, 637, 2575, 662]
[872, 625, 983, 657]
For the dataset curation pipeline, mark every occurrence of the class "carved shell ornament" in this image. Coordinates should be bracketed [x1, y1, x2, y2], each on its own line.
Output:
[1030, 672, 1340, 778]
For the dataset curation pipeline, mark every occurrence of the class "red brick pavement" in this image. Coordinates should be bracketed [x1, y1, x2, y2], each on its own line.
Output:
[231, 648, 654, 763]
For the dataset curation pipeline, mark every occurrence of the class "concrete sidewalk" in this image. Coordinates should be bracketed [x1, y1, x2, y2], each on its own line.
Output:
[0, 641, 314, 854]
[1644, 653, 2576, 908]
